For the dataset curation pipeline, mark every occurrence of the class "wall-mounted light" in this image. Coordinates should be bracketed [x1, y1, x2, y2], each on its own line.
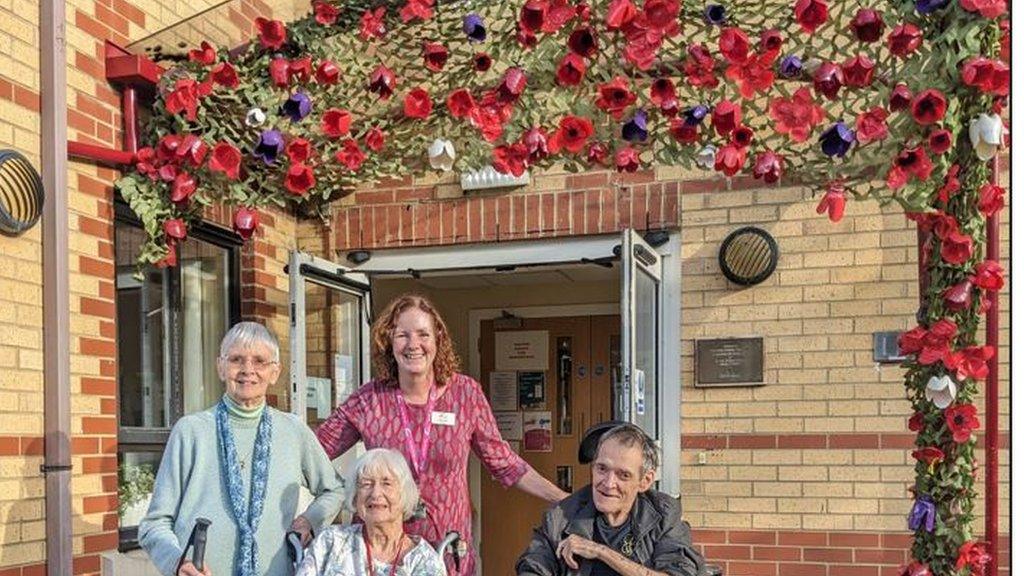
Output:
[346, 250, 371, 265]
[0, 150, 44, 236]
[460, 166, 530, 192]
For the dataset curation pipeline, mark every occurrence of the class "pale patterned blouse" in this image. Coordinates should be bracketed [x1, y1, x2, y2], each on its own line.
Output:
[316, 373, 530, 575]
[295, 524, 446, 576]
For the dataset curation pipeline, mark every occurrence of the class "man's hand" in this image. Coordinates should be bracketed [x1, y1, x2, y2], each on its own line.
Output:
[290, 515, 314, 546]
[177, 560, 212, 576]
[555, 534, 607, 570]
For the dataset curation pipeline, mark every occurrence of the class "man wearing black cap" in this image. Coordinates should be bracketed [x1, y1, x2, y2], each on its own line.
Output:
[516, 423, 704, 576]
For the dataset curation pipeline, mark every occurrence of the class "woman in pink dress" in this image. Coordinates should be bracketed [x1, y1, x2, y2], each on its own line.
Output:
[316, 294, 568, 575]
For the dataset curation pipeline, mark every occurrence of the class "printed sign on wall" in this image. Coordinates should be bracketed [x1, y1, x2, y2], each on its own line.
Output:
[523, 411, 553, 452]
[495, 330, 549, 371]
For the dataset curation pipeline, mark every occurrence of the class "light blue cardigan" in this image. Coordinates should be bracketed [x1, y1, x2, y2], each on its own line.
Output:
[139, 396, 345, 576]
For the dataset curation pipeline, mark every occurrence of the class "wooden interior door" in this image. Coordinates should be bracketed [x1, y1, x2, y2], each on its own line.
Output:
[478, 315, 617, 575]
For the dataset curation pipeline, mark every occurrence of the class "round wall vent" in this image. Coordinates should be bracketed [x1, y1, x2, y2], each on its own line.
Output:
[718, 226, 778, 286]
[0, 150, 44, 236]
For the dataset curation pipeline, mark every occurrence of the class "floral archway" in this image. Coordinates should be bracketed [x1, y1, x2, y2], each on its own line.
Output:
[115, 0, 1007, 573]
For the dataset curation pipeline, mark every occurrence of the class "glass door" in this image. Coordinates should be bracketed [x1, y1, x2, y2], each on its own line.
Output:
[618, 229, 662, 440]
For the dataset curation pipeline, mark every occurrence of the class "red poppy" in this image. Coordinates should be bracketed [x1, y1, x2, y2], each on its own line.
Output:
[335, 139, 366, 171]
[209, 62, 239, 89]
[642, 0, 680, 35]
[568, 27, 599, 58]
[977, 184, 1005, 217]
[423, 42, 449, 72]
[286, 138, 313, 164]
[887, 146, 933, 190]
[759, 29, 783, 56]
[517, 29, 538, 49]
[816, 181, 846, 222]
[889, 84, 912, 111]
[284, 163, 315, 195]
[359, 6, 387, 39]
[156, 248, 178, 269]
[916, 318, 958, 365]
[188, 41, 216, 65]
[888, 24, 922, 58]
[269, 58, 290, 87]
[911, 446, 945, 468]
[321, 109, 352, 138]
[364, 127, 385, 152]
[403, 88, 433, 119]
[316, 60, 340, 85]
[595, 77, 636, 119]
[855, 107, 889, 143]
[936, 164, 961, 203]
[849, 8, 884, 42]
[812, 62, 843, 100]
[794, 0, 829, 34]
[947, 345, 995, 381]
[469, 106, 506, 142]
[945, 404, 980, 443]
[768, 87, 824, 143]
[718, 27, 750, 65]
[233, 207, 259, 240]
[164, 79, 201, 122]
[727, 53, 776, 99]
[170, 172, 196, 204]
[314, 1, 339, 25]
[940, 230, 974, 265]
[970, 260, 1004, 291]
[841, 54, 874, 88]
[908, 411, 924, 432]
[711, 100, 741, 136]
[521, 127, 550, 163]
[959, 0, 1007, 18]
[606, 0, 638, 30]
[541, 0, 578, 34]
[156, 134, 180, 163]
[960, 57, 1009, 96]
[624, 34, 659, 70]
[163, 218, 187, 241]
[493, 143, 529, 177]
[927, 129, 952, 155]
[446, 89, 476, 119]
[587, 142, 609, 166]
[548, 115, 594, 153]
[731, 126, 754, 148]
[684, 43, 718, 88]
[956, 541, 991, 576]
[649, 78, 676, 107]
[473, 53, 493, 72]
[910, 89, 947, 125]
[615, 146, 640, 173]
[669, 119, 699, 143]
[208, 142, 241, 180]
[753, 151, 783, 183]
[176, 135, 208, 167]
[367, 66, 397, 100]
[288, 57, 312, 83]
[556, 53, 586, 86]
[714, 144, 747, 177]
[519, 0, 547, 33]
[255, 17, 287, 50]
[498, 67, 528, 104]
[943, 280, 972, 312]
[400, 0, 434, 23]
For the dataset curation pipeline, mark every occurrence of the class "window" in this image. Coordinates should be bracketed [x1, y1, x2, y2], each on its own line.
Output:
[114, 201, 240, 547]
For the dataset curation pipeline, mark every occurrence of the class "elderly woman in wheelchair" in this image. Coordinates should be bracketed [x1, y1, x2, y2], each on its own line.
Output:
[295, 449, 446, 576]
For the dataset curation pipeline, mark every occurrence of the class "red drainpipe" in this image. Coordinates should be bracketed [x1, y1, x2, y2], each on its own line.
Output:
[984, 156, 999, 576]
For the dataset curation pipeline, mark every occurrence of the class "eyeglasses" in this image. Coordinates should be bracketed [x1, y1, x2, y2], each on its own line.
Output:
[222, 355, 278, 371]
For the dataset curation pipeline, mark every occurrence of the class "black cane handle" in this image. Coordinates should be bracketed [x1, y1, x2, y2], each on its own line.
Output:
[192, 517, 212, 571]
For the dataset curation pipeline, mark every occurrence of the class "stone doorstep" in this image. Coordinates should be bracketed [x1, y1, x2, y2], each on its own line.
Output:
[100, 548, 161, 576]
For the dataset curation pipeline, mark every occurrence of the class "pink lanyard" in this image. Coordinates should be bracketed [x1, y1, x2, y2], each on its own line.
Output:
[395, 386, 438, 479]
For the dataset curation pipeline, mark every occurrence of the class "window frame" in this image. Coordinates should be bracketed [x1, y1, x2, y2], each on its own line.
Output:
[114, 198, 242, 548]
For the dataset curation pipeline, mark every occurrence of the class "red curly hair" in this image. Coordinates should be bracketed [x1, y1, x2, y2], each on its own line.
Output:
[371, 294, 461, 386]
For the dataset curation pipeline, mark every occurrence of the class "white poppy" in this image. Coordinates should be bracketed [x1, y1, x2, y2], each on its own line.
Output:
[924, 374, 957, 409]
[428, 139, 456, 171]
[245, 108, 267, 128]
[696, 144, 717, 170]
[968, 113, 1003, 161]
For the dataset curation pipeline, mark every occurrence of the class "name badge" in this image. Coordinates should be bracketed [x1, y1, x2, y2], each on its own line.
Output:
[431, 411, 456, 426]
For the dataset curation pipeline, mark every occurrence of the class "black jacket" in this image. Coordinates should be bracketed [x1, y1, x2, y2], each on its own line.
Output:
[515, 486, 705, 576]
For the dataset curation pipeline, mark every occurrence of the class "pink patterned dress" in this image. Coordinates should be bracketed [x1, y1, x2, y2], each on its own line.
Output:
[316, 373, 529, 575]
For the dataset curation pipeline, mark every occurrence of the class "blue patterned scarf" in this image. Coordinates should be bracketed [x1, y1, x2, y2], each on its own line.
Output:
[216, 399, 273, 576]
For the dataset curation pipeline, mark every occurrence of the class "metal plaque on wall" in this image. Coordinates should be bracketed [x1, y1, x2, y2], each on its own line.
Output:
[695, 337, 764, 387]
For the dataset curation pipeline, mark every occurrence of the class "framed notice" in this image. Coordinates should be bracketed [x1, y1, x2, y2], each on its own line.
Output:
[488, 371, 518, 411]
[695, 337, 764, 387]
[495, 330, 549, 371]
[494, 411, 523, 441]
[517, 371, 546, 409]
[523, 411, 552, 452]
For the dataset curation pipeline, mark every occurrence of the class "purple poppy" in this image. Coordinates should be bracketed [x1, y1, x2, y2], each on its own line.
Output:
[622, 110, 648, 142]
[703, 4, 726, 24]
[779, 55, 803, 78]
[915, 0, 949, 13]
[253, 130, 284, 164]
[683, 105, 709, 126]
[819, 121, 855, 157]
[463, 13, 486, 42]
[907, 497, 936, 532]
[281, 92, 312, 122]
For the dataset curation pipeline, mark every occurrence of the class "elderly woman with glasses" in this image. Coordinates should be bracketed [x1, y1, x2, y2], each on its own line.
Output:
[296, 449, 446, 576]
[139, 322, 345, 576]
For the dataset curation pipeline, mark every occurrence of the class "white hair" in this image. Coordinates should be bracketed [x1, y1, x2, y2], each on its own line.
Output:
[345, 449, 420, 521]
[219, 321, 280, 362]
